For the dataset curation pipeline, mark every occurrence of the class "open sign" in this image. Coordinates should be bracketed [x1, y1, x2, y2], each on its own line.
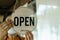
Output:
[12, 7, 37, 34]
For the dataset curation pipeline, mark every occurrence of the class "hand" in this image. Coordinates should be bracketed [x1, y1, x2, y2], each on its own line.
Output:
[0, 16, 13, 40]
[25, 31, 33, 40]
[0, 16, 13, 31]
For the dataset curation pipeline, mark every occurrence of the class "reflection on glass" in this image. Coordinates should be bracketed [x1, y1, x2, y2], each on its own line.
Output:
[37, 4, 60, 40]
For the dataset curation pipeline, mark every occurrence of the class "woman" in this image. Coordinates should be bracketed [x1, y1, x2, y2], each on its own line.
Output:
[0, 0, 33, 40]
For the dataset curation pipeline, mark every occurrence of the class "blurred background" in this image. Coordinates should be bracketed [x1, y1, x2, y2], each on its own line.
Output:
[36, 0, 60, 40]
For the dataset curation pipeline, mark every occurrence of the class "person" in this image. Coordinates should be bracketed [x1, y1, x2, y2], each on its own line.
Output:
[0, 0, 33, 40]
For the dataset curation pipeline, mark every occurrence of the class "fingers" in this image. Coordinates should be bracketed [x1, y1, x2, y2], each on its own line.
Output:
[4, 35, 7, 40]
[0, 16, 13, 30]
[0, 16, 13, 32]
[25, 31, 33, 40]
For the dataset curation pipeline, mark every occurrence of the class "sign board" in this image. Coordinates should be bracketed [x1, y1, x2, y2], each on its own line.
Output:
[11, 7, 37, 34]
